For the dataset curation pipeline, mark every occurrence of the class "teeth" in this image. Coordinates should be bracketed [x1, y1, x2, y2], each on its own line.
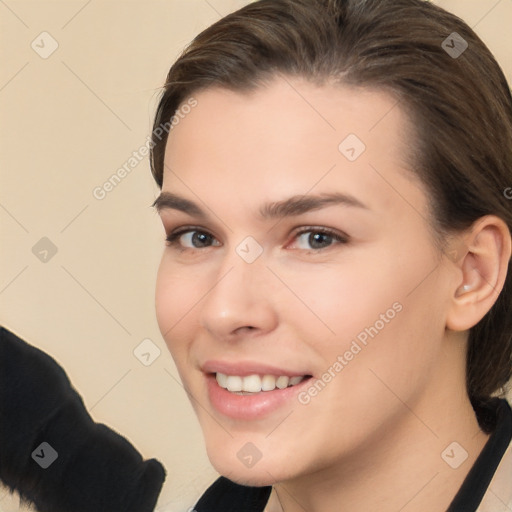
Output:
[261, 374, 276, 391]
[276, 376, 289, 389]
[215, 373, 307, 393]
[226, 376, 242, 392]
[241, 374, 262, 392]
[215, 372, 228, 388]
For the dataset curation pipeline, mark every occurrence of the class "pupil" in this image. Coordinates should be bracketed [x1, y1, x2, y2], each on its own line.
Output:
[310, 232, 331, 249]
[193, 232, 210, 247]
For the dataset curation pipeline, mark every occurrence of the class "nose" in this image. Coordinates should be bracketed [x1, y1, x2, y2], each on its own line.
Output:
[198, 248, 278, 340]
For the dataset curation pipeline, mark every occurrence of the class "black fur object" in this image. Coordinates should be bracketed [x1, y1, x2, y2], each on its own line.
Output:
[0, 326, 166, 512]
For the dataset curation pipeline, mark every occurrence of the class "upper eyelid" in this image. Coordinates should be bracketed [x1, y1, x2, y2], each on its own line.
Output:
[167, 225, 344, 236]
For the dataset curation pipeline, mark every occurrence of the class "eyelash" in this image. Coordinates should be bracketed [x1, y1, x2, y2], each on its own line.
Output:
[164, 226, 349, 253]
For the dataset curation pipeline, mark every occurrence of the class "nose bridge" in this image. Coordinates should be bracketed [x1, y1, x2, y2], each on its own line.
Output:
[208, 239, 265, 305]
[199, 238, 274, 335]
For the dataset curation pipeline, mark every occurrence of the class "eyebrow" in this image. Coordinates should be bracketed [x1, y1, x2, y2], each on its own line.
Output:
[152, 191, 369, 220]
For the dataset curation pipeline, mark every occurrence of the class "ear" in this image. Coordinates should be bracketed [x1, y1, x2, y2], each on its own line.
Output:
[446, 215, 511, 331]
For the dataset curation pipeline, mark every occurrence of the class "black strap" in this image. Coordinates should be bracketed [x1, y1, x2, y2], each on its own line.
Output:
[447, 398, 512, 511]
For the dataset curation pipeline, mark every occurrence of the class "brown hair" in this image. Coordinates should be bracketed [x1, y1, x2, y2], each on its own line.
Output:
[150, 0, 512, 418]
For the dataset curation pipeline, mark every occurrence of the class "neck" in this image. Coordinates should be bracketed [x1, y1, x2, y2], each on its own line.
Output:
[266, 335, 490, 512]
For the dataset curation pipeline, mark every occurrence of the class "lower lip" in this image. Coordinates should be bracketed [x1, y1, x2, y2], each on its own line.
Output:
[205, 373, 313, 421]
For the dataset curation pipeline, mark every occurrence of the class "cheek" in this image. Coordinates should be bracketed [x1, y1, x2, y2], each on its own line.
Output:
[155, 256, 200, 358]
[275, 251, 406, 348]
[319, 264, 445, 410]
[282, 241, 445, 385]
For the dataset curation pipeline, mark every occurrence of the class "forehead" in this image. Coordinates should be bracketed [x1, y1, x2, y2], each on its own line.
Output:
[161, 76, 427, 221]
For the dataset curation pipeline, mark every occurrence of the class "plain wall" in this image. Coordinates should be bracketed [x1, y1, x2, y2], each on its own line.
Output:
[1, 1, 511, 510]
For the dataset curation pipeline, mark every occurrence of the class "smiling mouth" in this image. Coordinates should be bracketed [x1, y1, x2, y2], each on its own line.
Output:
[214, 372, 313, 394]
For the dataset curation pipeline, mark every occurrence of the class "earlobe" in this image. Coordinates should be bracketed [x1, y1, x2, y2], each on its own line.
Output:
[446, 215, 511, 332]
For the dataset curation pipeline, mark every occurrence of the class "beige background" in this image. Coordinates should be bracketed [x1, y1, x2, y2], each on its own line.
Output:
[1, 1, 511, 511]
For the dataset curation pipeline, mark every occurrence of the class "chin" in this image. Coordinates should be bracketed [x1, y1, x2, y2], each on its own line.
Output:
[219, 467, 277, 487]
[210, 448, 305, 488]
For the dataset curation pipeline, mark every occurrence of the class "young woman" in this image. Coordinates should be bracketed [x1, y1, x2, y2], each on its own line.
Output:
[150, 0, 512, 510]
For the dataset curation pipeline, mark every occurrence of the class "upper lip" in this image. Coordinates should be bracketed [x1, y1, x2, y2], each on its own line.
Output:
[201, 360, 312, 377]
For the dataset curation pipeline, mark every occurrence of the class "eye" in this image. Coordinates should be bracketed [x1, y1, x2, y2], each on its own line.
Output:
[164, 226, 348, 252]
[290, 227, 348, 251]
[165, 228, 220, 250]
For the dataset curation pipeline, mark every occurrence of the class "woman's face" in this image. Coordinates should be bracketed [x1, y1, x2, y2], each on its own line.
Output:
[154, 76, 458, 486]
